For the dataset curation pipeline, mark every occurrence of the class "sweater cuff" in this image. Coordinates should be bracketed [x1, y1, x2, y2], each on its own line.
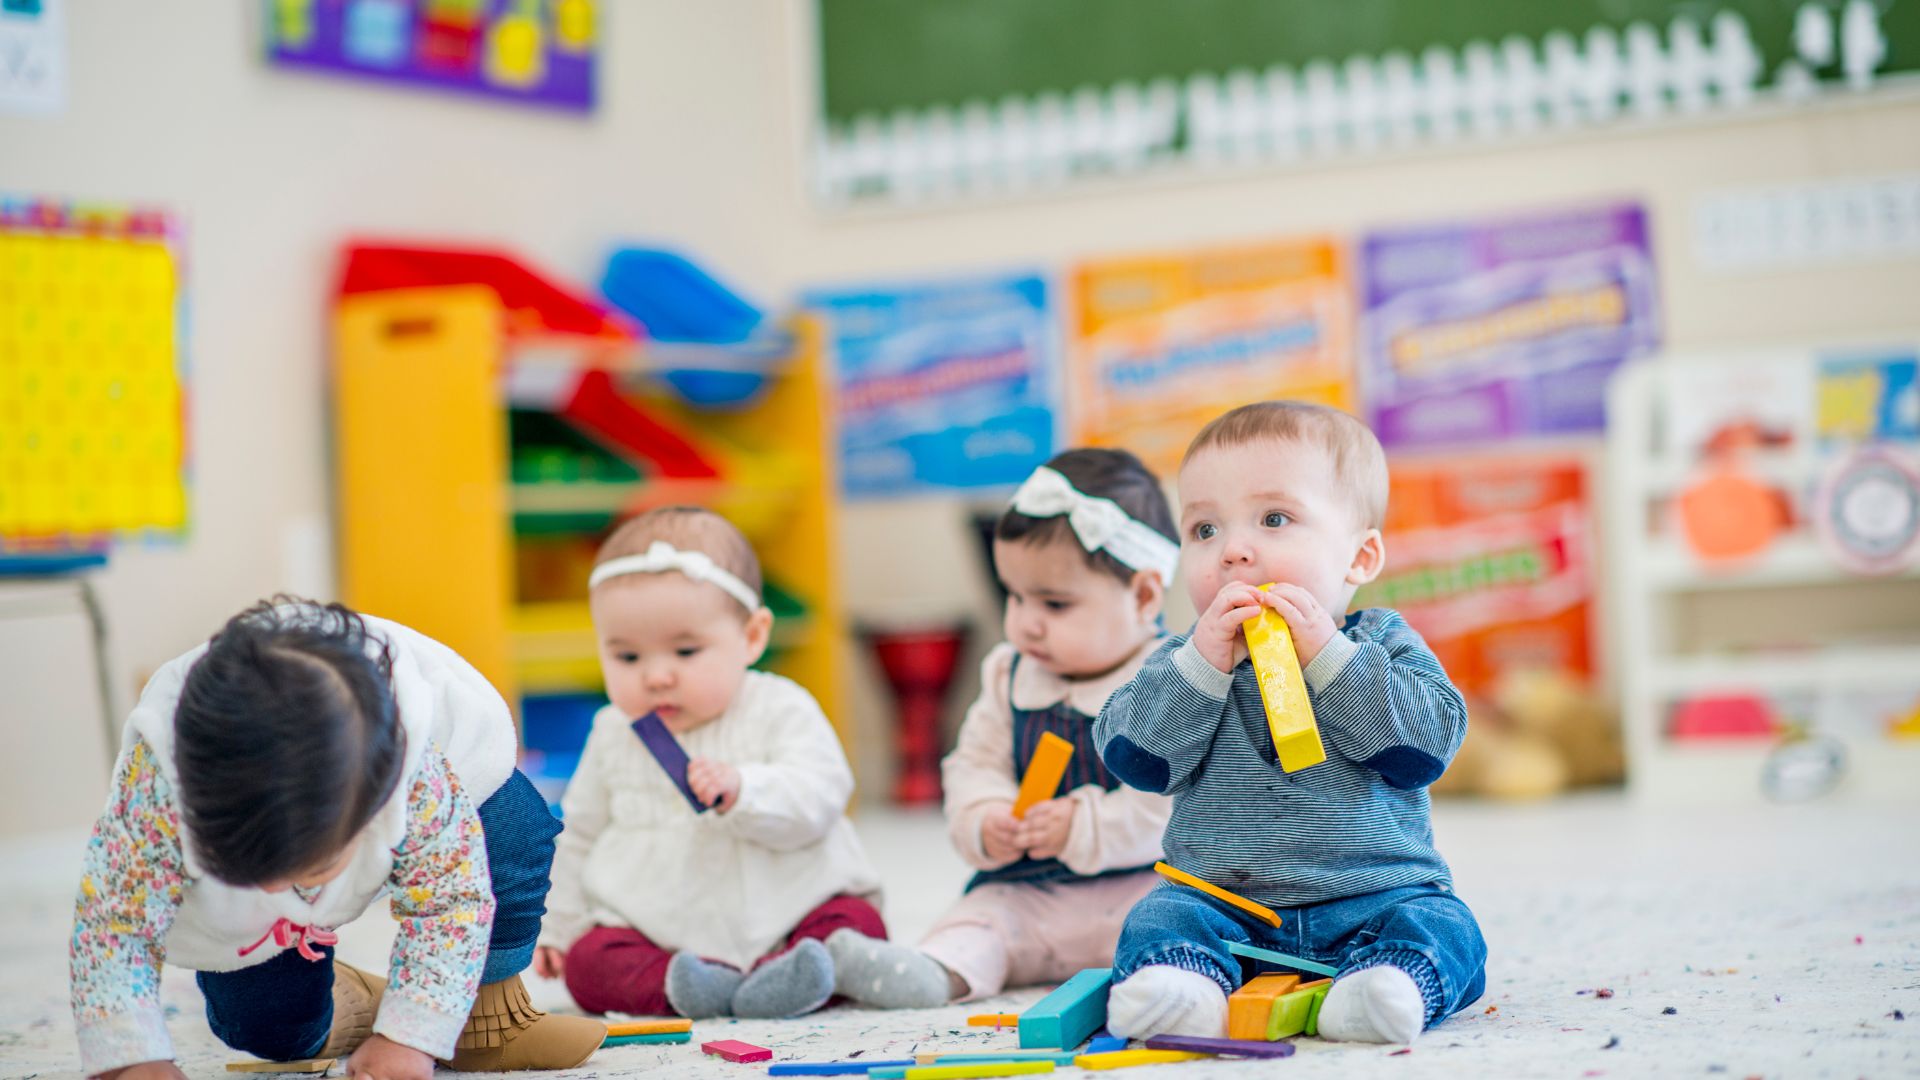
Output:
[77, 1009, 173, 1077]
[1302, 632, 1360, 692]
[1172, 639, 1234, 699]
[374, 993, 470, 1061]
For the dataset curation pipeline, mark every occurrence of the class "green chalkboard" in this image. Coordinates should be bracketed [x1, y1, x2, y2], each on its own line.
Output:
[816, 0, 1920, 122]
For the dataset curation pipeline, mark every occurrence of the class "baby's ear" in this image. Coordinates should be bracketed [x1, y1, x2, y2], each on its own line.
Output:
[1131, 569, 1166, 623]
[743, 606, 774, 663]
[1346, 529, 1386, 586]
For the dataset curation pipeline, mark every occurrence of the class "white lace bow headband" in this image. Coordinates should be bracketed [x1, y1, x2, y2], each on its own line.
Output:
[1008, 466, 1180, 584]
[588, 540, 761, 612]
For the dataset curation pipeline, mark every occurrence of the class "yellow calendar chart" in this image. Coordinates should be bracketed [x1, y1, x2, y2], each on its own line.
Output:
[0, 202, 187, 548]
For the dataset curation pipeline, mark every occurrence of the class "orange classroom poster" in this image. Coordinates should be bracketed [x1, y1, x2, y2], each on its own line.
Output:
[1067, 237, 1355, 475]
[1360, 457, 1596, 699]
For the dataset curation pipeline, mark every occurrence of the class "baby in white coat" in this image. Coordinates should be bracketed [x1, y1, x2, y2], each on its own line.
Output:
[533, 507, 885, 1019]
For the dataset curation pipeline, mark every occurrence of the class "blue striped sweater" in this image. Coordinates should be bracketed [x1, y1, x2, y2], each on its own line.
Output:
[1092, 608, 1466, 909]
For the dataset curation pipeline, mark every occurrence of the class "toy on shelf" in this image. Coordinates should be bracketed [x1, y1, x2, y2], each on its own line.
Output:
[601, 248, 796, 409]
[332, 243, 844, 777]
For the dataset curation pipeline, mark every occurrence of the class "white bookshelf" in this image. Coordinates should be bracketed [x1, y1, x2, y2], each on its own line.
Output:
[1606, 351, 1920, 803]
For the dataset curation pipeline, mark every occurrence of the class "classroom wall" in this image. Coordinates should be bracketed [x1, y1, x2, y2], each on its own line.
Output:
[5, 3, 1920, 817]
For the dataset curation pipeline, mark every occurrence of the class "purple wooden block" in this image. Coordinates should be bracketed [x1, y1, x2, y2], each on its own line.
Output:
[1145, 1033, 1298, 1059]
[631, 712, 707, 812]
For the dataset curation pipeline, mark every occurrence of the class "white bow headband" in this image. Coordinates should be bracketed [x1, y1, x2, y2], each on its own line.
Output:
[1008, 466, 1180, 585]
[588, 541, 762, 612]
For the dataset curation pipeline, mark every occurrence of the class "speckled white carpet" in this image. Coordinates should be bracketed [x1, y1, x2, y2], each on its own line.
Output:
[4, 796, 1915, 1079]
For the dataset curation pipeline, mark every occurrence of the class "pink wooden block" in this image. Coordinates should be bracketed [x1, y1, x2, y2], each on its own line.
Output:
[701, 1039, 773, 1063]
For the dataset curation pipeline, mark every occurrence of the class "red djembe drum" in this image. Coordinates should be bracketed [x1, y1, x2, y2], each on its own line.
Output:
[861, 622, 970, 806]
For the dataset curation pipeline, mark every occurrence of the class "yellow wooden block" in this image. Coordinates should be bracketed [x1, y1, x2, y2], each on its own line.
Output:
[1244, 584, 1325, 772]
[605, 1017, 692, 1036]
[1012, 731, 1075, 818]
[1073, 1049, 1208, 1070]
[225, 1059, 334, 1073]
[1154, 861, 1281, 928]
[1227, 972, 1300, 1040]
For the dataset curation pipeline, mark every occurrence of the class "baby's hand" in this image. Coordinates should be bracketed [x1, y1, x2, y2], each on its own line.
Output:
[980, 805, 1023, 863]
[533, 945, 566, 980]
[687, 757, 742, 813]
[1259, 582, 1338, 665]
[1015, 798, 1074, 860]
[345, 1035, 433, 1080]
[1193, 581, 1281, 673]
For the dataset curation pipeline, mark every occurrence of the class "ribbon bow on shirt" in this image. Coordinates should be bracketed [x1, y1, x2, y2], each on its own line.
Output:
[238, 917, 339, 962]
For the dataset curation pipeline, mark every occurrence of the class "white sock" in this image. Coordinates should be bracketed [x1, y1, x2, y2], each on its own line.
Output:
[1315, 966, 1425, 1045]
[1105, 966, 1229, 1040]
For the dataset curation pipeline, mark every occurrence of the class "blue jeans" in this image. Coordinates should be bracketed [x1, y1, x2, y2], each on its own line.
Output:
[1113, 881, 1487, 1029]
[197, 770, 563, 1060]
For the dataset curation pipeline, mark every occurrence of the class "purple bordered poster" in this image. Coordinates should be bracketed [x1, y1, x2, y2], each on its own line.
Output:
[263, 0, 596, 113]
[1359, 202, 1660, 448]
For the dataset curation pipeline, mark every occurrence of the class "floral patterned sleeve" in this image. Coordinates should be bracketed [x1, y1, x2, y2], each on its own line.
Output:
[374, 745, 496, 1058]
[70, 734, 188, 1077]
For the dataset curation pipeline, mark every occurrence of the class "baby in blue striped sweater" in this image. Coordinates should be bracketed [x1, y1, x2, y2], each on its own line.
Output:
[1093, 401, 1488, 1047]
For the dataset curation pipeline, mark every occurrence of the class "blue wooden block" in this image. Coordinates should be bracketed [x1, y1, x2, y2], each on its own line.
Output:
[1018, 967, 1112, 1050]
[1085, 1033, 1128, 1055]
[1226, 940, 1339, 978]
[768, 1061, 915, 1076]
[929, 1051, 1079, 1065]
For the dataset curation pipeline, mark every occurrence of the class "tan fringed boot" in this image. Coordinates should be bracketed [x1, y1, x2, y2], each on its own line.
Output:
[317, 961, 387, 1060]
[441, 973, 606, 1072]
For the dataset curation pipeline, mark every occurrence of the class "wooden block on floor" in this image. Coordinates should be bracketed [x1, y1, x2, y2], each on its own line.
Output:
[604, 1031, 691, 1046]
[967, 1012, 1021, 1027]
[225, 1061, 333, 1074]
[1265, 980, 1332, 1040]
[701, 1038, 773, 1062]
[769, 1061, 917, 1076]
[922, 1051, 1079, 1066]
[902, 1061, 1057, 1079]
[1073, 1048, 1209, 1070]
[1017, 967, 1111, 1050]
[605, 1017, 693, 1036]
[1146, 1033, 1298, 1058]
[1227, 972, 1300, 1040]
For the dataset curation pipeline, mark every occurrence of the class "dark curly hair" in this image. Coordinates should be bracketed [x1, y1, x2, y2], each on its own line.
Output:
[173, 598, 406, 886]
[996, 448, 1178, 584]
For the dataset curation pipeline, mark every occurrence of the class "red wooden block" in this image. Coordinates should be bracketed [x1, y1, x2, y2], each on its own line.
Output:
[702, 1039, 773, 1063]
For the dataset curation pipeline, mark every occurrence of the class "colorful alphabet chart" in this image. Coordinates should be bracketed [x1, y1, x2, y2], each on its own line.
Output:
[0, 197, 188, 551]
[264, 0, 597, 112]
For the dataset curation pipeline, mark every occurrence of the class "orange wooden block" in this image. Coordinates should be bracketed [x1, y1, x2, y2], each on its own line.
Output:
[1154, 862, 1282, 928]
[1227, 973, 1300, 1041]
[606, 1017, 693, 1037]
[969, 1013, 1022, 1027]
[1011, 731, 1075, 818]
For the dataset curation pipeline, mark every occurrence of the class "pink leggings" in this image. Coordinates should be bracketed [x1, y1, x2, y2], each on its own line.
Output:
[563, 894, 887, 1016]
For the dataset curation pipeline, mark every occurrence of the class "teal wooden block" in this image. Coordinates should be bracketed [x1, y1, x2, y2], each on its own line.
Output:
[867, 1069, 909, 1080]
[603, 1031, 691, 1046]
[1226, 941, 1339, 978]
[1017, 967, 1112, 1050]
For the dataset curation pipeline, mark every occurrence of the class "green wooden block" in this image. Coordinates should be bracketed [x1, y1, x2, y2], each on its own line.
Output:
[1017, 968, 1111, 1049]
[1265, 983, 1330, 1040]
[1305, 982, 1328, 1037]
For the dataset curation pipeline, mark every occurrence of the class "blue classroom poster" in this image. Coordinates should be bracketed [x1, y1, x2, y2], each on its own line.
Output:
[810, 274, 1056, 498]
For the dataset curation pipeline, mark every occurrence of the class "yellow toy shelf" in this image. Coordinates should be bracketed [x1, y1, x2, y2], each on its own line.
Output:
[333, 281, 843, 748]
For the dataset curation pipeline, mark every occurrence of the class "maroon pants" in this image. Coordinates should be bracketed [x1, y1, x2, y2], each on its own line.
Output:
[564, 894, 887, 1016]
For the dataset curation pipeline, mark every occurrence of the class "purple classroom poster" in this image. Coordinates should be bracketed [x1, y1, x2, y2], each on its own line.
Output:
[1359, 202, 1659, 448]
[263, 0, 596, 113]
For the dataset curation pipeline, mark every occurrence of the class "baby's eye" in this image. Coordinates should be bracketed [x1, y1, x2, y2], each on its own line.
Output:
[1192, 522, 1217, 541]
[614, 651, 639, 665]
[1263, 511, 1291, 528]
[675, 646, 702, 659]
[1043, 600, 1072, 613]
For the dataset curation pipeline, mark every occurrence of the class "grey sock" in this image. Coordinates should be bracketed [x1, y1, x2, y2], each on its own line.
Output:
[823, 927, 952, 1008]
[730, 938, 835, 1019]
[664, 951, 743, 1019]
